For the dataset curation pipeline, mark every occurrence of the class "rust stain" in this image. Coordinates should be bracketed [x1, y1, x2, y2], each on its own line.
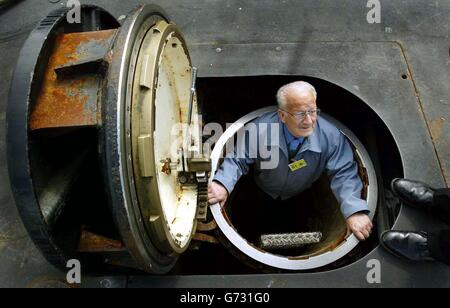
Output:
[307, 229, 347, 257]
[287, 255, 310, 260]
[196, 220, 218, 232]
[30, 30, 116, 130]
[192, 232, 219, 244]
[288, 228, 347, 260]
[56, 30, 116, 65]
[429, 117, 445, 141]
[78, 229, 124, 252]
[26, 277, 72, 288]
[161, 158, 171, 174]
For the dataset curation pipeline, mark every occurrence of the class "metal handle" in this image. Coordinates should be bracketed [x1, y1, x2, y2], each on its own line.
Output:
[188, 66, 197, 126]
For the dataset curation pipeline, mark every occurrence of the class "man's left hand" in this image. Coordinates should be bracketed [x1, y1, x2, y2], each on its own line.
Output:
[346, 213, 373, 241]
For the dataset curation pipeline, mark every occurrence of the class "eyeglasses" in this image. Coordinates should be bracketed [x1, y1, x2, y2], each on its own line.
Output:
[279, 108, 321, 120]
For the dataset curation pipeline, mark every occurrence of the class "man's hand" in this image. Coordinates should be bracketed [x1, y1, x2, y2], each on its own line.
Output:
[346, 212, 373, 241]
[208, 181, 228, 207]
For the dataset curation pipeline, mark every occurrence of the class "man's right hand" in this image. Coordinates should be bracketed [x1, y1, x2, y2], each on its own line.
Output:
[208, 181, 228, 207]
[346, 212, 373, 241]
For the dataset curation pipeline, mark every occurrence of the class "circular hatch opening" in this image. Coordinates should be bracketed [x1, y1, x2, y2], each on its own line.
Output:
[171, 75, 403, 273]
[208, 106, 377, 270]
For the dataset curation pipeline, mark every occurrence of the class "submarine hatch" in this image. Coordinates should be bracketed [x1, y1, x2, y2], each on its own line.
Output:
[7, 5, 403, 275]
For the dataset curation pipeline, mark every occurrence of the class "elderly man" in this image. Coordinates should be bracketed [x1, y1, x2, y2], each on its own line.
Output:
[208, 81, 373, 240]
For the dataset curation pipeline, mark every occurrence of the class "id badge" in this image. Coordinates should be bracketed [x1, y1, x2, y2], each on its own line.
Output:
[288, 158, 307, 171]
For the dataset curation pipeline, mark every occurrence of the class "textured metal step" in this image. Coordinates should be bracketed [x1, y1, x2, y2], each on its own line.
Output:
[258, 232, 322, 250]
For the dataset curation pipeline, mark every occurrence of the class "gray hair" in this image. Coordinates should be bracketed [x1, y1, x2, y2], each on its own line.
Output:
[276, 81, 317, 109]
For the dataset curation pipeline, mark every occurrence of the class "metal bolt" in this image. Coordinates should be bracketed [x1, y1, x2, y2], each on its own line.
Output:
[179, 174, 188, 184]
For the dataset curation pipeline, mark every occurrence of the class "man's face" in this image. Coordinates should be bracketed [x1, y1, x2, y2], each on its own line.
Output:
[278, 90, 317, 138]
